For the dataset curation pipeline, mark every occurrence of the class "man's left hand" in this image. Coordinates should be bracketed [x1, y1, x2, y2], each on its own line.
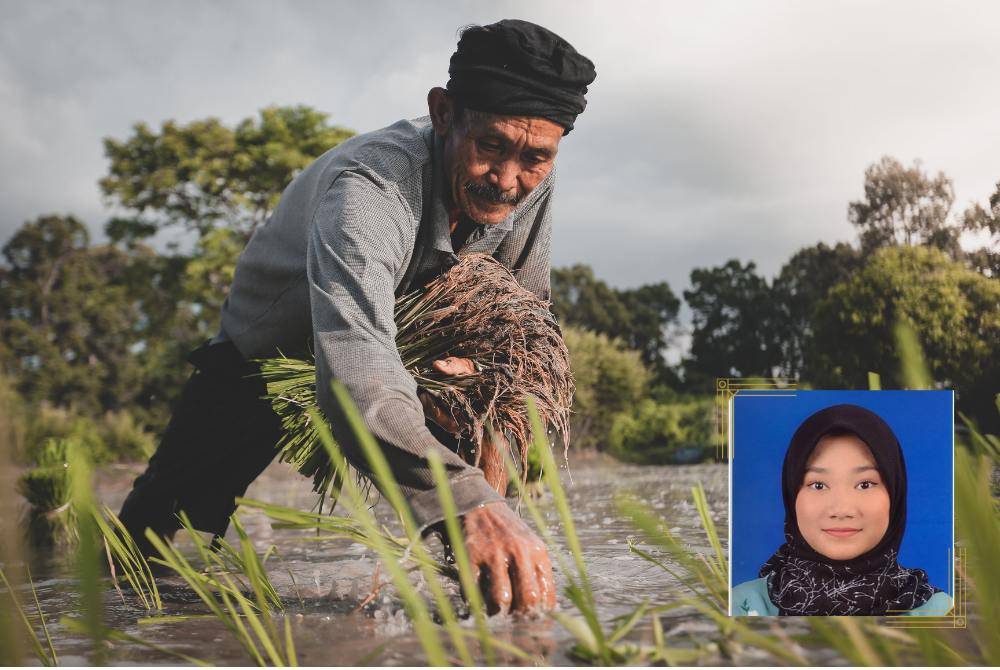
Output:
[421, 356, 506, 492]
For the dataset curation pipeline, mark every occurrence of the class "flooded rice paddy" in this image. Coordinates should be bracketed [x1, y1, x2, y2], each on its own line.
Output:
[23, 457, 736, 665]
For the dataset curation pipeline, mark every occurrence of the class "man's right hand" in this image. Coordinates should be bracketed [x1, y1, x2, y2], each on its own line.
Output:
[422, 356, 555, 613]
[460, 501, 557, 615]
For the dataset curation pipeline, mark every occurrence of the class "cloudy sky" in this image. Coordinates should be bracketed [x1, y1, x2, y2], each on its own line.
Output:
[3, 0, 999, 297]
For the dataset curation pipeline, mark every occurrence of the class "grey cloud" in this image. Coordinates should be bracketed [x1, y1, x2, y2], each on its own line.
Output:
[2, 0, 998, 299]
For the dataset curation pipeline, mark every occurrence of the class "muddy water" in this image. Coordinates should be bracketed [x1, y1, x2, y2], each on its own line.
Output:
[25, 457, 730, 666]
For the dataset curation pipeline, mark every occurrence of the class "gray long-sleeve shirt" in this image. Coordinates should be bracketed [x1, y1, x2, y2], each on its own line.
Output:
[217, 116, 554, 526]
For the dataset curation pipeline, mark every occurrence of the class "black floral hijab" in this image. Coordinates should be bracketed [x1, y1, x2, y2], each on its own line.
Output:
[759, 404, 938, 615]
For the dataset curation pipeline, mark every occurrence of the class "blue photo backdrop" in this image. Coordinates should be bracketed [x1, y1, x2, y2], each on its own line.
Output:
[730, 390, 953, 593]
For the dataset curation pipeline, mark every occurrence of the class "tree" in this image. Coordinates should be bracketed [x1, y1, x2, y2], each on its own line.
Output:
[562, 326, 651, 451]
[100, 105, 355, 239]
[180, 227, 245, 333]
[682, 259, 781, 389]
[551, 264, 630, 334]
[95, 106, 358, 424]
[551, 264, 680, 383]
[771, 242, 861, 378]
[848, 156, 959, 256]
[809, 246, 1000, 432]
[961, 179, 1000, 278]
[0, 215, 145, 415]
[617, 282, 682, 380]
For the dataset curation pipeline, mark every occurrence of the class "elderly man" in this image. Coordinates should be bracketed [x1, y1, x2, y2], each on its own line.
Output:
[119, 19, 596, 615]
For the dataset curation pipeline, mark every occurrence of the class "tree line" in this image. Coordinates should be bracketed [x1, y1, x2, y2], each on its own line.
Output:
[554, 156, 999, 443]
[1, 106, 997, 466]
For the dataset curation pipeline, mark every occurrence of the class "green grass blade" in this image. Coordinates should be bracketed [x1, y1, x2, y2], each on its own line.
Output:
[307, 406, 448, 666]
[67, 440, 106, 664]
[868, 371, 882, 390]
[691, 483, 726, 581]
[0, 567, 53, 665]
[607, 600, 649, 645]
[325, 386, 472, 664]
[427, 450, 494, 665]
[25, 567, 57, 666]
[955, 447, 1000, 663]
[894, 319, 933, 389]
[519, 399, 609, 661]
[143, 530, 272, 665]
[284, 616, 298, 667]
[95, 505, 161, 610]
[617, 496, 726, 611]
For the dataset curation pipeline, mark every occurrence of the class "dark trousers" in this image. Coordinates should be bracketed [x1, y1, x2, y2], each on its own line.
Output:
[118, 341, 284, 558]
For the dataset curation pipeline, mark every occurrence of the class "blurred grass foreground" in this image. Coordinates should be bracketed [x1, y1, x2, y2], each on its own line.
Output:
[0, 318, 997, 666]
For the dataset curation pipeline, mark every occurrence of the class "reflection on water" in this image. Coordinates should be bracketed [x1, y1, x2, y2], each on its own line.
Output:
[24, 456, 729, 666]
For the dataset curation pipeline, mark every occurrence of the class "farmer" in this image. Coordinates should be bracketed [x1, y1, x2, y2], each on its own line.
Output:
[119, 19, 596, 616]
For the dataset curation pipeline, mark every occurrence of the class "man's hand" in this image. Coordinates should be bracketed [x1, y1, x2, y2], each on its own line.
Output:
[461, 501, 556, 615]
[433, 356, 475, 378]
[420, 356, 475, 434]
[420, 356, 506, 493]
[423, 356, 553, 613]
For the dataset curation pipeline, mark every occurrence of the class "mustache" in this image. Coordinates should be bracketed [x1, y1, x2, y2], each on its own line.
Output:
[464, 181, 522, 205]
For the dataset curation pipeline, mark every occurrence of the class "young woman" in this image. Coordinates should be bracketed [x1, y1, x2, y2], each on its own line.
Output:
[732, 403, 953, 616]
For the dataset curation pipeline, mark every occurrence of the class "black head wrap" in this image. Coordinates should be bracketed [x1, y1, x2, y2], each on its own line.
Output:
[759, 403, 938, 615]
[446, 19, 596, 134]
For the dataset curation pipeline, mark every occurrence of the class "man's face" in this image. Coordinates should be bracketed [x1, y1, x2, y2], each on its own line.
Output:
[794, 434, 891, 561]
[441, 110, 563, 226]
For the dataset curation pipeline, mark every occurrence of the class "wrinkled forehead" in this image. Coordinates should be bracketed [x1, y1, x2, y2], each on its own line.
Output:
[460, 110, 563, 148]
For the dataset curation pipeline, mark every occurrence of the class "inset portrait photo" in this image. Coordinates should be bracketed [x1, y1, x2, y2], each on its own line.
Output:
[730, 390, 954, 616]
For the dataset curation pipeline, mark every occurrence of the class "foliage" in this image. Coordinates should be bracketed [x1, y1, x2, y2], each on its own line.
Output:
[607, 397, 714, 464]
[552, 264, 681, 383]
[66, 437, 106, 663]
[0, 566, 57, 666]
[180, 227, 245, 333]
[95, 409, 157, 462]
[682, 259, 780, 389]
[0, 215, 147, 417]
[501, 403, 700, 666]
[810, 245, 1000, 432]
[312, 386, 529, 665]
[95, 506, 162, 612]
[562, 326, 650, 451]
[849, 156, 960, 255]
[20, 405, 154, 464]
[771, 241, 861, 379]
[0, 374, 26, 461]
[145, 513, 295, 666]
[962, 178, 1000, 277]
[100, 105, 354, 239]
[0, 108, 356, 443]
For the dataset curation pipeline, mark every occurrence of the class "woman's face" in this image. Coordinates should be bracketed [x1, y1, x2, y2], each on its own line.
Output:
[794, 434, 890, 561]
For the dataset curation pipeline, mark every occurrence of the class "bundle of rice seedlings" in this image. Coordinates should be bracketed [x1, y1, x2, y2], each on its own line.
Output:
[259, 253, 574, 497]
[16, 439, 76, 547]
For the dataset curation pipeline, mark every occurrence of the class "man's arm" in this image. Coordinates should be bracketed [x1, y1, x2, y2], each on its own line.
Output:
[307, 170, 556, 615]
[306, 170, 503, 527]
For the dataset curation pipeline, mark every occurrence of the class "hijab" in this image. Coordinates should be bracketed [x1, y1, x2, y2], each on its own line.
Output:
[759, 403, 938, 615]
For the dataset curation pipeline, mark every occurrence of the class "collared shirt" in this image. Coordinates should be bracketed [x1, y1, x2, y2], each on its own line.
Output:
[218, 116, 554, 526]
